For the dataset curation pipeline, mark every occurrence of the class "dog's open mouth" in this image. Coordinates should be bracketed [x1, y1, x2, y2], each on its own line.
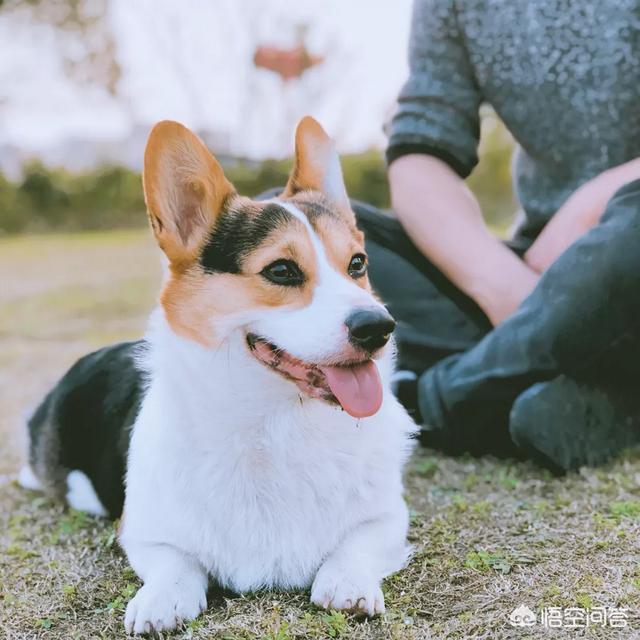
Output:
[246, 333, 383, 418]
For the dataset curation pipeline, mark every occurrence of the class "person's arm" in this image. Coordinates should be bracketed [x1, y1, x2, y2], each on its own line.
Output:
[385, 0, 537, 325]
[525, 158, 640, 274]
[389, 154, 539, 326]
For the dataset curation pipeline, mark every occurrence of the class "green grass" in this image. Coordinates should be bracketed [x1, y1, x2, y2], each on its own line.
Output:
[1, 230, 640, 639]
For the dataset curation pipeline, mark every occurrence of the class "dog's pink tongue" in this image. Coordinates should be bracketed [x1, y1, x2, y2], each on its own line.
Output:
[320, 361, 383, 418]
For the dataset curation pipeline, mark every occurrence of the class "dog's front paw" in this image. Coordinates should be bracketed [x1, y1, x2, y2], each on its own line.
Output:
[311, 564, 385, 616]
[124, 581, 206, 635]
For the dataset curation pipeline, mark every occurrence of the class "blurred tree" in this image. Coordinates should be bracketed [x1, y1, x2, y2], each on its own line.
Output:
[0, 172, 25, 233]
[0, 135, 518, 235]
[0, 0, 120, 95]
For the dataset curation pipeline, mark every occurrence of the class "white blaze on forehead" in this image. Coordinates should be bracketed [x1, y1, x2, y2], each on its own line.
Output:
[275, 200, 332, 280]
[244, 199, 381, 363]
[274, 200, 320, 248]
[274, 199, 369, 302]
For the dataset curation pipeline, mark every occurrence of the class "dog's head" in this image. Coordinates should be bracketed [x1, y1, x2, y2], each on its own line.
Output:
[143, 116, 394, 418]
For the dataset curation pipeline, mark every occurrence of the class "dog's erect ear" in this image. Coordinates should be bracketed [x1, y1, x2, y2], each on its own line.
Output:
[143, 120, 234, 265]
[283, 116, 349, 209]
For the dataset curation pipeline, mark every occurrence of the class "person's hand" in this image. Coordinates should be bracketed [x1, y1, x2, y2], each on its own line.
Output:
[389, 155, 541, 327]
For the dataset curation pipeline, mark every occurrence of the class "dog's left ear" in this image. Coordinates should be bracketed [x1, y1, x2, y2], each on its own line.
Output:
[283, 116, 350, 210]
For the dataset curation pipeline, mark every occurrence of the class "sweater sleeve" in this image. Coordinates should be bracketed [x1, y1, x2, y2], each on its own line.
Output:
[386, 0, 482, 178]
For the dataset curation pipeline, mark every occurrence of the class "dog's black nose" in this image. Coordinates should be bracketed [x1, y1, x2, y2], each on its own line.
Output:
[346, 308, 396, 352]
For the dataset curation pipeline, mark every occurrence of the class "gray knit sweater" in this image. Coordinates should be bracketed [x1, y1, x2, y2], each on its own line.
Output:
[387, 0, 640, 240]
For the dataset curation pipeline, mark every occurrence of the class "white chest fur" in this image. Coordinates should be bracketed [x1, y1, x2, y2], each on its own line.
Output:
[120, 319, 415, 593]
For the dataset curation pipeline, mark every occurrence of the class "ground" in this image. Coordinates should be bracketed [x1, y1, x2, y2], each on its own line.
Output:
[1, 230, 639, 640]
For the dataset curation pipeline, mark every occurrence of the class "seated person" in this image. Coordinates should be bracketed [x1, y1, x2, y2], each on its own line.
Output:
[355, 0, 640, 471]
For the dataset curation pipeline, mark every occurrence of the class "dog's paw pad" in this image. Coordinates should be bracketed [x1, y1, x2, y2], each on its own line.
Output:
[310, 566, 385, 616]
[124, 582, 206, 635]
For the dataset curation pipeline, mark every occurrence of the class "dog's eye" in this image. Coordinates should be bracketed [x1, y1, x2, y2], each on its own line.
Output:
[261, 260, 305, 286]
[348, 253, 367, 279]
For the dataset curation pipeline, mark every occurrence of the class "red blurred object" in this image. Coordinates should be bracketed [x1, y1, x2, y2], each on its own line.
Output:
[253, 44, 324, 81]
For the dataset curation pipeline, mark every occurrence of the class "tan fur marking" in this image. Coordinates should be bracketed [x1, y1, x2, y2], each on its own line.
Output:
[309, 214, 371, 291]
[288, 190, 356, 226]
[161, 217, 318, 347]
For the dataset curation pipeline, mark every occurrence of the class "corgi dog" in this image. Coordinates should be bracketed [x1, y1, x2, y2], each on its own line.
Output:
[20, 117, 416, 634]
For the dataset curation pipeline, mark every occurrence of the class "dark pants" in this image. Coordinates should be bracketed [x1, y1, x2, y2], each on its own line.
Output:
[353, 179, 640, 457]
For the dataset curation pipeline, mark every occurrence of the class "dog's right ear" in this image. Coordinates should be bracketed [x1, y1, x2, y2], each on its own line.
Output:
[143, 120, 234, 266]
[283, 116, 349, 210]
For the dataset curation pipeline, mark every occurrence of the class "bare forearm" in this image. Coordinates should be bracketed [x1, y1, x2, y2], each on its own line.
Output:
[525, 157, 640, 273]
[388, 154, 538, 325]
[600, 157, 640, 197]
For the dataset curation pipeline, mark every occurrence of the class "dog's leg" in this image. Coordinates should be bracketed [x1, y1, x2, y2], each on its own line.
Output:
[310, 502, 409, 616]
[122, 540, 208, 635]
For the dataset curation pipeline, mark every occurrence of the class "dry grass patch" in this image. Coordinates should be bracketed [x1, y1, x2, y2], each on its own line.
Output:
[1, 231, 639, 639]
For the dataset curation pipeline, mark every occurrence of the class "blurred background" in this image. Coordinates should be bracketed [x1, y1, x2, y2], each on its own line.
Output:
[0, 0, 516, 236]
[0, 0, 515, 471]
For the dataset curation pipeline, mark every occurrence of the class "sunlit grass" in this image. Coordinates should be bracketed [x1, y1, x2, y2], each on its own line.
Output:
[0, 229, 158, 342]
[1, 229, 639, 639]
